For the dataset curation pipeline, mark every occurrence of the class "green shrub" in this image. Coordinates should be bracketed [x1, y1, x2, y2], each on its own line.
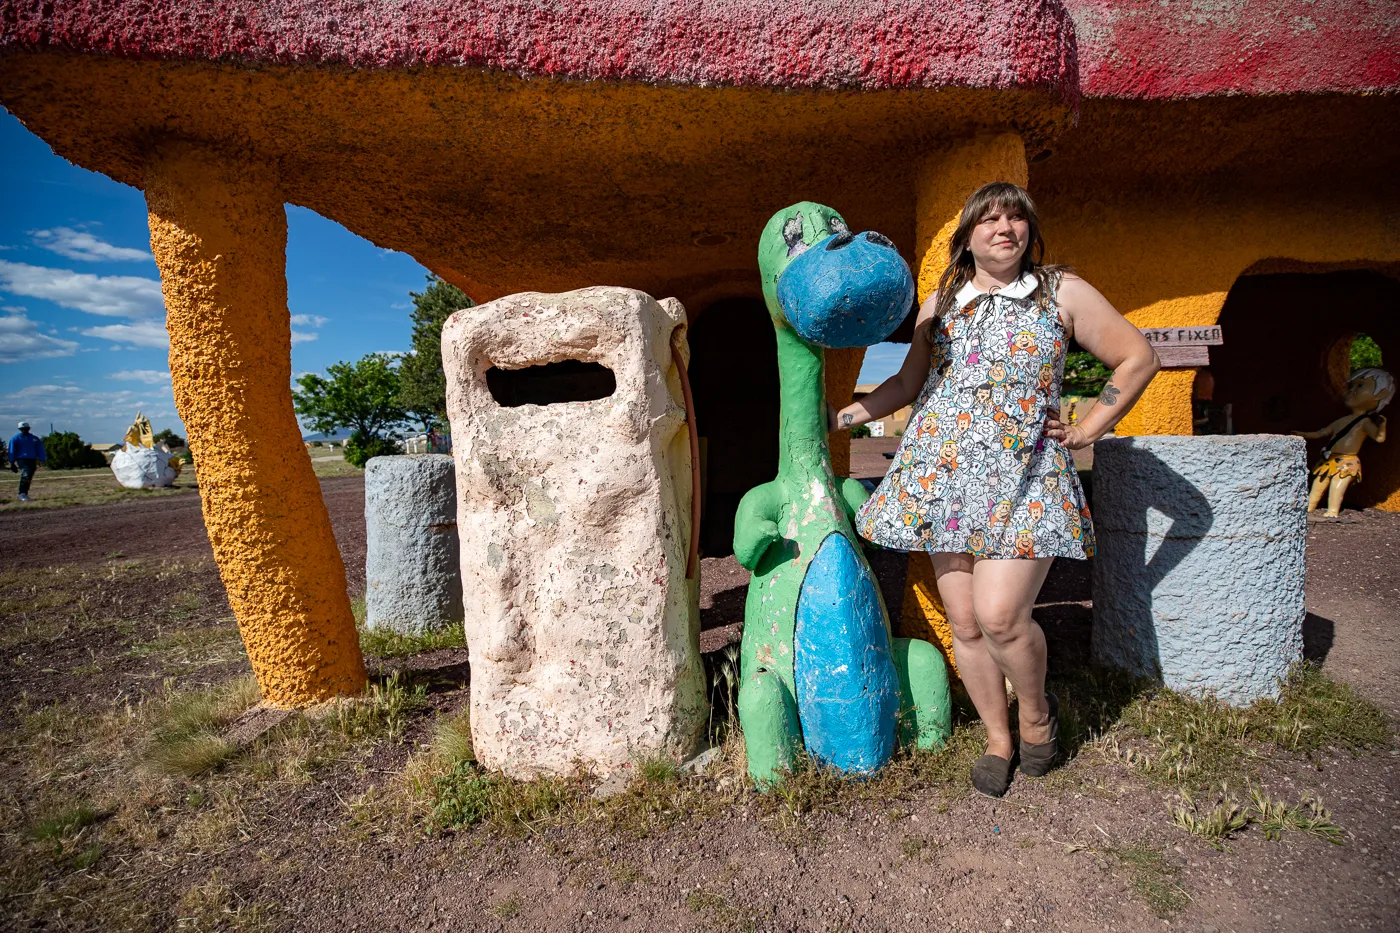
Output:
[1063, 351, 1113, 397]
[42, 432, 107, 470]
[851, 424, 872, 439]
[153, 428, 185, 448]
[1350, 334, 1382, 373]
[344, 430, 401, 468]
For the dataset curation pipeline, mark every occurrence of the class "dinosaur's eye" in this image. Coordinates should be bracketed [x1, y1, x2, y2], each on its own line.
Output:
[825, 232, 855, 250]
[864, 231, 895, 249]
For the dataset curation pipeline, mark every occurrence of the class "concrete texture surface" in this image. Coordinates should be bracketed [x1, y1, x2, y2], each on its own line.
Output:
[364, 454, 463, 636]
[442, 287, 706, 778]
[1090, 434, 1307, 704]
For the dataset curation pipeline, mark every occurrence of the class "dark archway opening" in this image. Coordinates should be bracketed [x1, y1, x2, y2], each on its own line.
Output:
[688, 298, 780, 557]
[1211, 270, 1400, 509]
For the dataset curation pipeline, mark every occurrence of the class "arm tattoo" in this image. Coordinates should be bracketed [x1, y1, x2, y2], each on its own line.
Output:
[840, 412, 854, 428]
[1098, 382, 1122, 407]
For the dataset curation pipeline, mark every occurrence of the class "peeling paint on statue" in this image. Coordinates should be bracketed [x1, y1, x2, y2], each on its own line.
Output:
[442, 287, 706, 778]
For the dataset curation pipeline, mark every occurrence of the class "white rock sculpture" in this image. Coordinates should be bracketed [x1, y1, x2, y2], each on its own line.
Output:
[111, 443, 179, 488]
[442, 287, 706, 778]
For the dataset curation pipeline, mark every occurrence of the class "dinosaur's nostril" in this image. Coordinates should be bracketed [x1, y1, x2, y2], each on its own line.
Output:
[824, 232, 856, 251]
[864, 231, 895, 249]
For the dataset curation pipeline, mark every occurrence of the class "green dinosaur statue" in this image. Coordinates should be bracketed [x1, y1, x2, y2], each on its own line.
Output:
[734, 202, 952, 786]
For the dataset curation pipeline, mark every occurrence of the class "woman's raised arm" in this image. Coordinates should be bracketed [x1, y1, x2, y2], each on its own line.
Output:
[828, 297, 938, 431]
[1044, 274, 1160, 449]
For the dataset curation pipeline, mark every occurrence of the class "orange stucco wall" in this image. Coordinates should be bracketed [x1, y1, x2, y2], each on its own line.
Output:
[146, 146, 366, 707]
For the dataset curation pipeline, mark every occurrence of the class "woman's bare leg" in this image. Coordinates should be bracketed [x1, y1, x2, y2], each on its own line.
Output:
[931, 553, 1013, 760]
[970, 557, 1055, 744]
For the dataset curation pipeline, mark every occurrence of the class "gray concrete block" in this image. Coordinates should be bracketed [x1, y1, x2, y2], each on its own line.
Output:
[1090, 434, 1307, 705]
[364, 454, 463, 635]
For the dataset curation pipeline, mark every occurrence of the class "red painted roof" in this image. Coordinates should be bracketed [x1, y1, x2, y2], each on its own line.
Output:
[0, 0, 1079, 97]
[1066, 0, 1400, 97]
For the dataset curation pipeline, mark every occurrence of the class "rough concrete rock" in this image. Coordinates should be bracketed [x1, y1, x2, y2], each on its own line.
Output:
[364, 454, 463, 636]
[442, 287, 707, 778]
[1090, 435, 1307, 705]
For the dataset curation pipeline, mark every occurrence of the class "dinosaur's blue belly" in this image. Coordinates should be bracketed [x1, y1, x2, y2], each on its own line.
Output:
[793, 532, 900, 774]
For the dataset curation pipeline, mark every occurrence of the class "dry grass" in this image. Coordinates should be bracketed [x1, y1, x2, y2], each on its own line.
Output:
[0, 451, 354, 511]
[0, 465, 198, 511]
[1111, 843, 1190, 916]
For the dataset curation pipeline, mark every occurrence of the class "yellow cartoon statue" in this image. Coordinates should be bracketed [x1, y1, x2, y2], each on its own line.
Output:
[1294, 367, 1393, 517]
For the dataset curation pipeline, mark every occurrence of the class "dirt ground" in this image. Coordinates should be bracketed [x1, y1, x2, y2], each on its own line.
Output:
[2, 466, 1398, 933]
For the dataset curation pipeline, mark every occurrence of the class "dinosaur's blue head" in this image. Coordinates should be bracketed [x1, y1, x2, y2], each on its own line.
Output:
[775, 229, 914, 349]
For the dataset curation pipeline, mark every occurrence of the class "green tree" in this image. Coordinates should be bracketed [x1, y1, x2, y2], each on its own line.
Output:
[293, 353, 407, 446]
[1351, 334, 1383, 373]
[153, 428, 185, 449]
[42, 431, 106, 469]
[397, 275, 474, 431]
[1063, 350, 1113, 396]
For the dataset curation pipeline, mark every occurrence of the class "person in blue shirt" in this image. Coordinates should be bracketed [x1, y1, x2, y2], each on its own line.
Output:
[9, 422, 45, 502]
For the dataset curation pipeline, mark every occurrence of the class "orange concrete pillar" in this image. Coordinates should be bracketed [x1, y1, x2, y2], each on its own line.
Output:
[896, 132, 1029, 664]
[826, 346, 866, 477]
[145, 146, 367, 707]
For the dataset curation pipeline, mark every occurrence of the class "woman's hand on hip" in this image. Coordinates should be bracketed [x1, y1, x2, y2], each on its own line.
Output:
[1044, 416, 1093, 450]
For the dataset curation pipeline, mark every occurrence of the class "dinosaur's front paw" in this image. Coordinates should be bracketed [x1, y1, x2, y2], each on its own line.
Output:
[733, 519, 781, 571]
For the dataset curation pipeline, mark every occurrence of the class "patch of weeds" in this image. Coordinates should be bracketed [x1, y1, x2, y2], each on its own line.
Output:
[610, 863, 647, 885]
[358, 620, 466, 658]
[432, 710, 475, 768]
[1095, 662, 1391, 798]
[901, 834, 931, 860]
[143, 676, 262, 777]
[1252, 663, 1391, 753]
[686, 891, 728, 912]
[1170, 787, 1251, 849]
[177, 870, 275, 931]
[488, 897, 522, 919]
[1111, 843, 1189, 917]
[326, 672, 428, 742]
[430, 762, 576, 834]
[1249, 789, 1343, 844]
[640, 754, 680, 784]
[29, 805, 103, 841]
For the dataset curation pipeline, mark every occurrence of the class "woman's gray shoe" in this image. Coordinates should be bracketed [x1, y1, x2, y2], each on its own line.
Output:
[1018, 692, 1059, 777]
[970, 754, 1015, 798]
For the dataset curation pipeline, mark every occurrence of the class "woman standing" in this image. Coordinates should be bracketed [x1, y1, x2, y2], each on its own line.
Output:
[833, 182, 1158, 797]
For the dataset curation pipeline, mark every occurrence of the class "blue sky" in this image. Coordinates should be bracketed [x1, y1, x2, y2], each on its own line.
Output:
[1, 108, 904, 443]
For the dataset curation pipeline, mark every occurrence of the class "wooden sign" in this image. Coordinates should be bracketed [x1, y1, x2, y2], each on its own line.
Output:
[1140, 326, 1222, 369]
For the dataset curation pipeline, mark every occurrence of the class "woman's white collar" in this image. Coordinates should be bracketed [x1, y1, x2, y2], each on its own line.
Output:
[954, 273, 1038, 304]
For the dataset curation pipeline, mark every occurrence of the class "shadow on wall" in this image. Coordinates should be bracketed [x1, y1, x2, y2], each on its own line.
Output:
[1091, 446, 1214, 682]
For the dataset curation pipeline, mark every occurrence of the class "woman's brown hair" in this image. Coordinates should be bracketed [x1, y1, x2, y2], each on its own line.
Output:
[925, 182, 1067, 333]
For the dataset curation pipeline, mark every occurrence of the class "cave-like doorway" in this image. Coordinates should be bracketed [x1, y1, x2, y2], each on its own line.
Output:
[688, 298, 781, 556]
[1211, 270, 1399, 509]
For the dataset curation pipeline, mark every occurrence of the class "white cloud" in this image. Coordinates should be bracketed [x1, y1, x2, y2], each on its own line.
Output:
[0, 311, 79, 363]
[30, 227, 152, 263]
[80, 320, 169, 348]
[0, 382, 180, 443]
[291, 330, 318, 344]
[0, 260, 165, 318]
[290, 314, 328, 327]
[109, 369, 171, 384]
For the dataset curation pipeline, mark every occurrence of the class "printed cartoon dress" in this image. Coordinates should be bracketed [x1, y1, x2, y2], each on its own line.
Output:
[855, 272, 1094, 559]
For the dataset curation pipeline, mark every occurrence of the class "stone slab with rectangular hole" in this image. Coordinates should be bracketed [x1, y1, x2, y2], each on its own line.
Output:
[441, 287, 707, 777]
[1090, 435, 1307, 705]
